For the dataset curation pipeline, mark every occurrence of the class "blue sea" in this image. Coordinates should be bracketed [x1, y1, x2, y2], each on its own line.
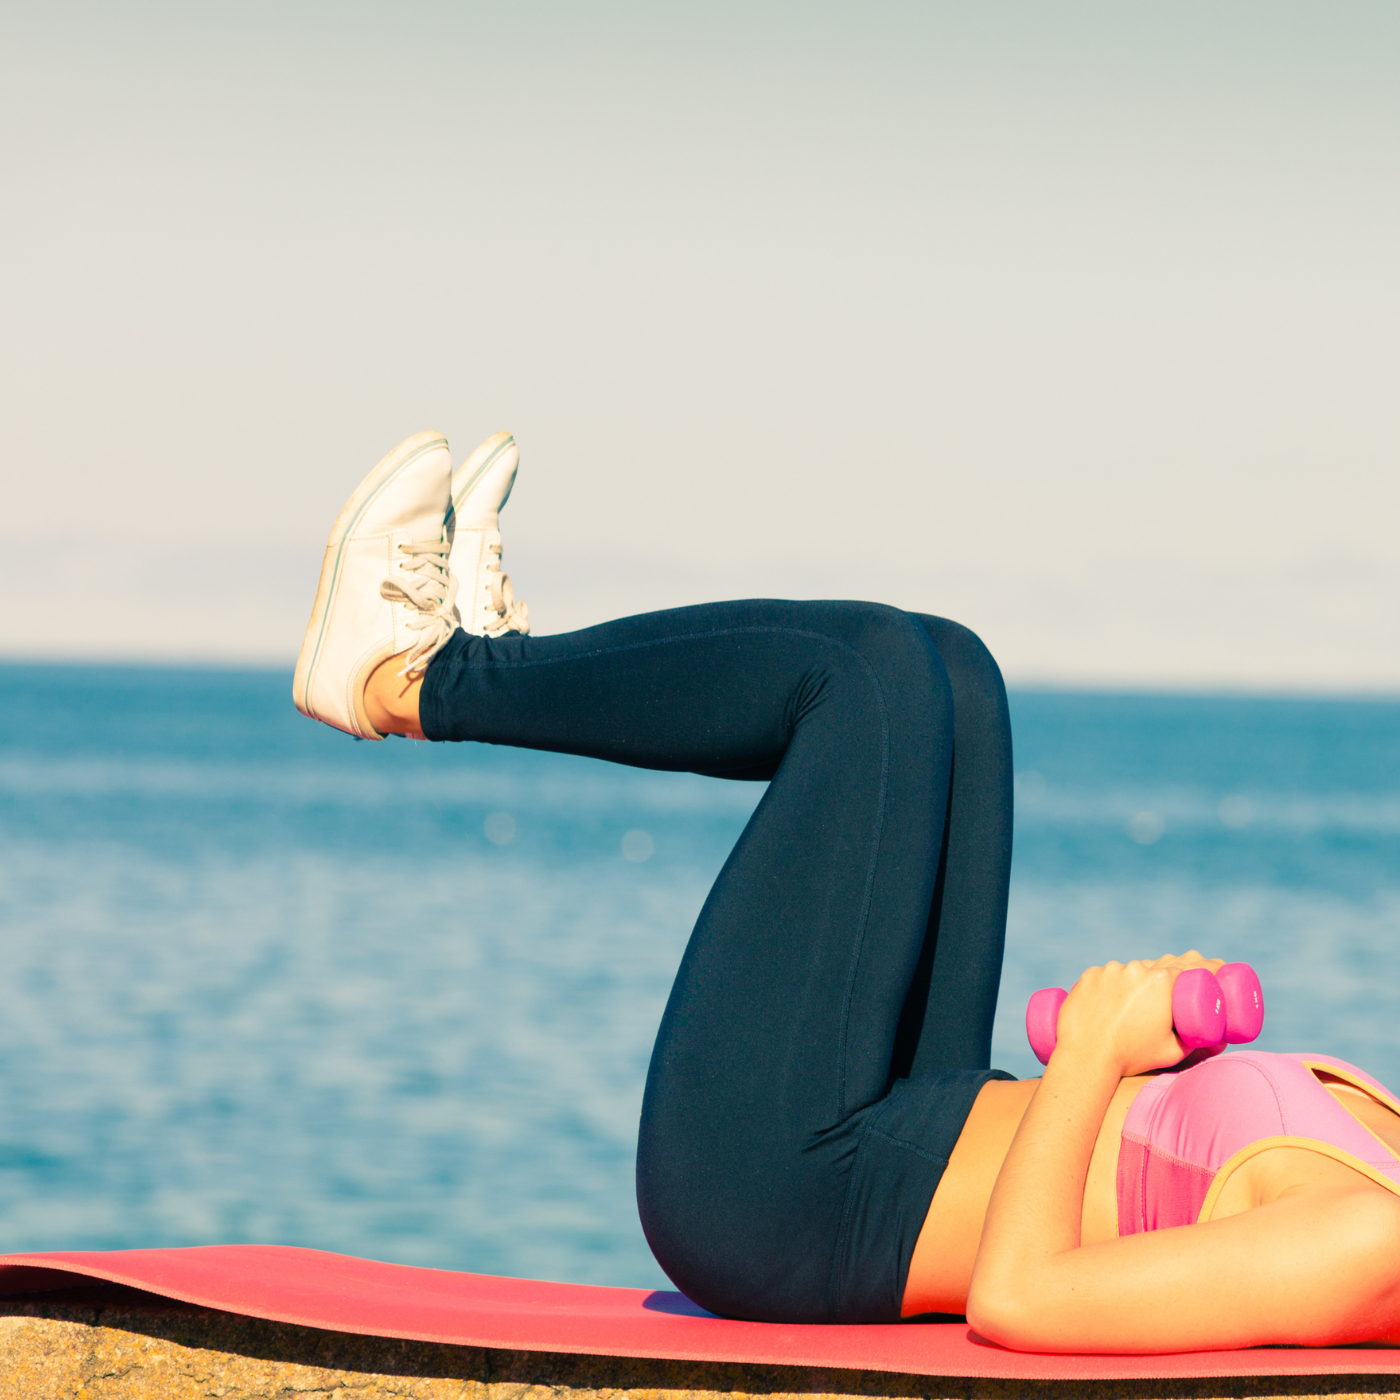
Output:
[0, 664, 1397, 1290]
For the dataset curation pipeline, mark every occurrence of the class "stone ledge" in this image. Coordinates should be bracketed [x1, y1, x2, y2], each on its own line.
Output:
[1, 1285, 1397, 1400]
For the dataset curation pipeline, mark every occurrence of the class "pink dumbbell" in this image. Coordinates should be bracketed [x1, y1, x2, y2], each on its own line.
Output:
[1025, 962, 1264, 1067]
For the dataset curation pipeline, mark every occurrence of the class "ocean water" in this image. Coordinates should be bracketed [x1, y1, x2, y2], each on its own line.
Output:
[0, 664, 1396, 1291]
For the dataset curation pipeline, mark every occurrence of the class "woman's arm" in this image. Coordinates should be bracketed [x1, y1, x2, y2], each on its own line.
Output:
[965, 956, 1400, 1352]
[970, 1173, 1400, 1352]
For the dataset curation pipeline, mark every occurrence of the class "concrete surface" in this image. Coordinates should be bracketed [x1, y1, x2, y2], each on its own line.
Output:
[2, 1285, 1398, 1400]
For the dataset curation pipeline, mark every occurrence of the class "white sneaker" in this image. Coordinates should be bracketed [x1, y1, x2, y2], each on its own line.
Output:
[293, 431, 457, 739]
[448, 430, 531, 637]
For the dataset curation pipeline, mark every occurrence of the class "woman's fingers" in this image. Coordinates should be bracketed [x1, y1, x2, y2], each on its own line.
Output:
[1176, 949, 1225, 973]
[1084, 952, 1224, 978]
[1145, 950, 1225, 974]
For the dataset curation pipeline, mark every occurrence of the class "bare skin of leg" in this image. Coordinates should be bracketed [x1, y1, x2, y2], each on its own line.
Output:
[364, 651, 426, 738]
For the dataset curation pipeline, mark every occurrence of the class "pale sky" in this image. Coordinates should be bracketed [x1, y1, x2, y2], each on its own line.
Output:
[3, 2, 1397, 689]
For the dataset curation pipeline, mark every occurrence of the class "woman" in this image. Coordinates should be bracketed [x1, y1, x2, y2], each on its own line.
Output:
[293, 430, 1400, 1354]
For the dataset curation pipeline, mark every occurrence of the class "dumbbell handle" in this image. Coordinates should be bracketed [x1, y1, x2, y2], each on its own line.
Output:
[1025, 962, 1263, 1067]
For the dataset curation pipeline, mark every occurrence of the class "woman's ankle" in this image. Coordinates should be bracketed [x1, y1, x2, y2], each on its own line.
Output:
[364, 653, 426, 738]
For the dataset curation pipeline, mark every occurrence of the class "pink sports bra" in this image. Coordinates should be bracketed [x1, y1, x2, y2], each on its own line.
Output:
[1117, 1050, 1400, 1235]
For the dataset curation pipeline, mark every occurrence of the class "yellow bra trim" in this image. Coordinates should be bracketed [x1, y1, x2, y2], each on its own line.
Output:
[1196, 1064, 1400, 1224]
[1299, 1059, 1400, 1136]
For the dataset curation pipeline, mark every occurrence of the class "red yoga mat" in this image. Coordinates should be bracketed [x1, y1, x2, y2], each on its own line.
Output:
[1, 1245, 1398, 1382]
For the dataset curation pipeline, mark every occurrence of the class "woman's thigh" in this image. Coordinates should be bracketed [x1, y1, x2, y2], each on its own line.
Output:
[890, 615, 1015, 1080]
[631, 602, 963, 1321]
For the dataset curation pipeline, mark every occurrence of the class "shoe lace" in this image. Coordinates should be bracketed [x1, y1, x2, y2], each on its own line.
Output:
[481, 542, 530, 637]
[379, 538, 460, 677]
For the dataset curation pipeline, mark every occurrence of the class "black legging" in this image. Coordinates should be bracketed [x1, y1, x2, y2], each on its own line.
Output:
[420, 600, 1015, 1323]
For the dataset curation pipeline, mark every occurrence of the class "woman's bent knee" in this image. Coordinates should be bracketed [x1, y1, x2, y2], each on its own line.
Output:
[832, 603, 953, 718]
[912, 615, 1008, 716]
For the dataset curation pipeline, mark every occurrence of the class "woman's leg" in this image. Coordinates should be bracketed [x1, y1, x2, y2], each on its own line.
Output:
[419, 600, 1011, 1322]
[889, 616, 1015, 1079]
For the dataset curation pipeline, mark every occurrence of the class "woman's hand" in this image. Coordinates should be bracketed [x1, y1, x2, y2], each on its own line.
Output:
[969, 950, 1224, 1350]
[1053, 951, 1224, 1078]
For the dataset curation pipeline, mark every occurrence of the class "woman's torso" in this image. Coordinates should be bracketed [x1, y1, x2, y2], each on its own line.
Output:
[1118, 1052, 1400, 1233]
[902, 1051, 1400, 1318]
